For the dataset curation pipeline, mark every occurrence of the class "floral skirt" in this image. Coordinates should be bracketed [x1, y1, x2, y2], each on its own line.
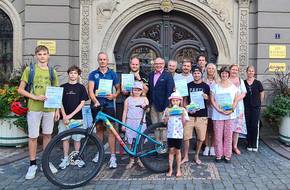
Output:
[233, 112, 247, 135]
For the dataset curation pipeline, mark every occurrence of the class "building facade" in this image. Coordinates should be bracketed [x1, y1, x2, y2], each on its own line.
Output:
[0, 0, 289, 95]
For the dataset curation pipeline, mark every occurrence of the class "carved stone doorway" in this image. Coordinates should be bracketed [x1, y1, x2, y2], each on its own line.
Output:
[113, 10, 218, 120]
[114, 10, 218, 74]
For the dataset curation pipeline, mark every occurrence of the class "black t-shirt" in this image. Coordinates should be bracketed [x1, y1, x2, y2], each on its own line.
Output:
[61, 83, 89, 119]
[187, 81, 210, 117]
[244, 79, 264, 108]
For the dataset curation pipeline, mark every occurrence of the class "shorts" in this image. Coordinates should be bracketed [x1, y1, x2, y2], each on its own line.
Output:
[58, 120, 85, 141]
[184, 117, 208, 141]
[27, 111, 55, 138]
[167, 138, 182, 149]
[91, 106, 116, 130]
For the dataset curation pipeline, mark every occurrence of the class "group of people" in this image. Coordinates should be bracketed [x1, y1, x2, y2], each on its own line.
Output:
[17, 45, 264, 179]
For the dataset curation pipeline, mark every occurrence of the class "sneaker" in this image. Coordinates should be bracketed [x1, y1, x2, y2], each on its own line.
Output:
[203, 146, 210, 156]
[92, 152, 99, 163]
[76, 158, 85, 168]
[59, 157, 69, 170]
[109, 157, 117, 169]
[252, 148, 258, 152]
[209, 147, 216, 156]
[25, 165, 38, 180]
[247, 147, 253, 151]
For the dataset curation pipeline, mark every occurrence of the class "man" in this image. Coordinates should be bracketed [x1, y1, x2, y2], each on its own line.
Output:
[174, 59, 194, 83]
[167, 59, 178, 79]
[196, 54, 208, 74]
[88, 52, 121, 168]
[181, 66, 210, 165]
[18, 45, 58, 179]
[122, 57, 148, 95]
[148, 57, 174, 123]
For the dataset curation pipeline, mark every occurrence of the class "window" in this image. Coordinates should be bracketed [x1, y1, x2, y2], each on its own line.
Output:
[0, 9, 13, 78]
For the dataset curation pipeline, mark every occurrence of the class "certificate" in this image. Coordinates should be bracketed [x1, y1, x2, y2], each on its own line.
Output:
[95, 79, 113, 97]
[190, 91, 205, 109]
[215, 93, 233, 111]
[121, 74, 134, 91]
[44, 86, 64, 108]
[175, 79, 188, 97]
[82, 105, 93, 129]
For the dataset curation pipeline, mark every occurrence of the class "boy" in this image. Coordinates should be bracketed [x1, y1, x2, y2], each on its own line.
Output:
[55, 66, 89, 169]
[18, 45, 59, 179]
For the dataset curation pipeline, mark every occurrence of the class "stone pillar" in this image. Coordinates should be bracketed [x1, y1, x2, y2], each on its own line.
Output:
[79, 0, 93, 85]
[237, 0, 251, 78]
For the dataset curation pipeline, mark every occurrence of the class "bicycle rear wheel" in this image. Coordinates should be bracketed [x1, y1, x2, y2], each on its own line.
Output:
[138, 122, 169, 173]
[42, 128, 104, 189]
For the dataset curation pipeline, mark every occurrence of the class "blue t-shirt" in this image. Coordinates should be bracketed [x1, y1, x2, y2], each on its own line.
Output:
[88, 68, 119, 108]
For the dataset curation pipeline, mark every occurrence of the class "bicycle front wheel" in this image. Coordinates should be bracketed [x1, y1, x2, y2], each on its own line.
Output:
[42, 128, 104, 189]
[138, 122, 169, 173]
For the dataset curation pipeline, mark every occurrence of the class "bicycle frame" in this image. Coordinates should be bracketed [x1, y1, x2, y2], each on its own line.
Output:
[92, 111, 164, 158]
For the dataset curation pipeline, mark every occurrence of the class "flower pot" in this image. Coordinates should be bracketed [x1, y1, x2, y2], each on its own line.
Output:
[0, 117, 28, 147]
[279, 116, 290, 146]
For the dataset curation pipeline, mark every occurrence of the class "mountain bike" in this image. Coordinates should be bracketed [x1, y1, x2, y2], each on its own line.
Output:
[42, 104, 168, 189]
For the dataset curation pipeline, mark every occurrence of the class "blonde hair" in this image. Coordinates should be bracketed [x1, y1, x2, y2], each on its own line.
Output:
[205, 63, 219, 82]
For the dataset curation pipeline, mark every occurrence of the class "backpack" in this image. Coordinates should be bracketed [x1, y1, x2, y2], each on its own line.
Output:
[25, 63, 55, 93]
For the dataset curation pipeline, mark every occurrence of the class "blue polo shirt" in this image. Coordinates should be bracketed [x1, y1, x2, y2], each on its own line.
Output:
[88, 68, 119, 108]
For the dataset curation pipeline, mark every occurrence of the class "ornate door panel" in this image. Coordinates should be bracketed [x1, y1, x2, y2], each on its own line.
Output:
[114, 10, 218, 74]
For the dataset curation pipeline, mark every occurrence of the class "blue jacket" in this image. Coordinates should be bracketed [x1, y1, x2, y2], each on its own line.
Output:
[148, 70, 174, 112]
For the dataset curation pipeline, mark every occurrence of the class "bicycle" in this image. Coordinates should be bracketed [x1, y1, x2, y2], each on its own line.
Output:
[42, 104, 168, 189]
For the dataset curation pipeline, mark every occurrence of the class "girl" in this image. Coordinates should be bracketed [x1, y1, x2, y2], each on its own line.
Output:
[229, 64, 247, 155]
[210, 66, 238, 162]
[122, 82, 149, 169]
[203, 63, 219, 156]
[163, 91, 188, 177]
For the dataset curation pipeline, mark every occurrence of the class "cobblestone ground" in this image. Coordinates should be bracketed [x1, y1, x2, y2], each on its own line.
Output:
[0, 141, 290, 190]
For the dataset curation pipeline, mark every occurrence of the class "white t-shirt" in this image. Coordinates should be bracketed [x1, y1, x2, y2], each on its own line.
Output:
[162, 107, 189, 139]
[211, 83, 238, 120]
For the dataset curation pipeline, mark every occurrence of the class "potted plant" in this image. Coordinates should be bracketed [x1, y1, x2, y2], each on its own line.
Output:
[263, 70, 290, 145]
[0, 80, 28, 147]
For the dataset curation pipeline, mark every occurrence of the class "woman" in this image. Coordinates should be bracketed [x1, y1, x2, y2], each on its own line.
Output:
[244, 66, 264, 152]
[229, 64, 247, 155]
[210, 66, 238, 162]
[203, 63, 219, 156]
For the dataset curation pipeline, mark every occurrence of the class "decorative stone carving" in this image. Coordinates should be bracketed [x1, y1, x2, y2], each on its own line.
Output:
[237, 0, 251, 78]
[96, 0, 119, 18]
[198, 0, 233, 33]
[160, 0, 174, 13]
[80, 0, 92, 85]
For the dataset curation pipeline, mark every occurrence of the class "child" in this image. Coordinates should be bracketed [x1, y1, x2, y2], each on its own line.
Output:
[162, 91, 188, 177]
[18, 45, 58, 180]
[122, 82, 149, 169]
[55, 66, 89, 169]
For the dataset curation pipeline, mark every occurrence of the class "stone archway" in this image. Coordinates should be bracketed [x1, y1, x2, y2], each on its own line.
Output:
[100, 0, 231, 65]
[0, 0, 22, 71]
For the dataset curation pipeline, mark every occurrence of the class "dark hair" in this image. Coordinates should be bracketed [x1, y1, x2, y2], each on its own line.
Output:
[35, 45, 49, 54]
[67, 65, 82, 75]
[196, 54, 208, 63]
[219, 66, 230, 77]
[246, 65, 255, 72]
[192, 66, 202, 73]
[182, 58, 192, 65]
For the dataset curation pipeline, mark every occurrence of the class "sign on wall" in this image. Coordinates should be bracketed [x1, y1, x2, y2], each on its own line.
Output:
[37, 40, 56, 55]
[268, 63, 286, 72]
[269, 45, 287, 58]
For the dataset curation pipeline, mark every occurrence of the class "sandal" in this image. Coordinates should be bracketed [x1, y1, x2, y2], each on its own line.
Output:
[136, 159, 144, 168]
[126, 159, 135, 169]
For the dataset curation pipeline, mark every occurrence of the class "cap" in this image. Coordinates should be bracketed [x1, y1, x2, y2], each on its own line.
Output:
[132, 81, 143, 90]
[192, 66, 202, 73]
[168, 91, 183, 100]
